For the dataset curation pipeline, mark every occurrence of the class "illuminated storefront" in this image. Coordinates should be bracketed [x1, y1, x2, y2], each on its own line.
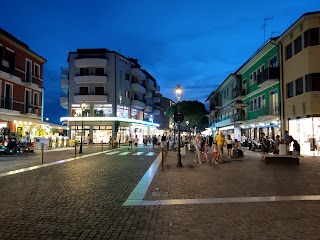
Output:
[289, 117, 320, 156]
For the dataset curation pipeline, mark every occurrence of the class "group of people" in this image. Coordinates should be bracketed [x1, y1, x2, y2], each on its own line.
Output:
[193, 131, 243, 164]
[260, 130, 301, 160]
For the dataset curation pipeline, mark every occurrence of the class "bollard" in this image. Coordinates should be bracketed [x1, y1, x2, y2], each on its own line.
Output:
[74, 143, 77, 158]
[101, 141, 103, 151]
[41, 143, 44, 164]
[161, 148, 164, 171]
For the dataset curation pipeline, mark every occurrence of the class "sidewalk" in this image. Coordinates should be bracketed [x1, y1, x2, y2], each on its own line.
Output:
[0, 144, 113, 174]
[145, 148, 320, 201]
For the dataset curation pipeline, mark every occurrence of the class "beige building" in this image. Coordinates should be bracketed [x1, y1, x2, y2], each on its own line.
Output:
[276, 11, 320, 155]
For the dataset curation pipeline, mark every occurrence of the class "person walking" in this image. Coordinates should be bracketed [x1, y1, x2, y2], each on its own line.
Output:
[134, 135, 139, 151]
[261, 132, 267, 161]
[215, 131, 225, 161]
[128, 134, 133, 150]
[152, 135, 157, 149]
[212, 141, 219, 164]
[226, 135, 233, 158]
[193, 134, 203, 164]
[203, 141, 209, 162]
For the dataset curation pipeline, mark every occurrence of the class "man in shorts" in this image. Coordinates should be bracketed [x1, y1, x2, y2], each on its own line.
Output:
[128, 134, 133, 150]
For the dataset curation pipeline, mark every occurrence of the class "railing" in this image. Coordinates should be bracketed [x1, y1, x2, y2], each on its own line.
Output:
[257, 67, 280, 85]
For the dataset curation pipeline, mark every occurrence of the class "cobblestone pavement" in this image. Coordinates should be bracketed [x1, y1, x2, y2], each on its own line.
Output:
[1, 146, 320, 239]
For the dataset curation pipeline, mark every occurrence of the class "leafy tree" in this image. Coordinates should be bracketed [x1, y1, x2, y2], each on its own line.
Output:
[165, 101, 208, 132]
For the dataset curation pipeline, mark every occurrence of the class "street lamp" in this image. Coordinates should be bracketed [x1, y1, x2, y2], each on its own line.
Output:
[79, 101, 87, 154]
[175, 85, 183, 167]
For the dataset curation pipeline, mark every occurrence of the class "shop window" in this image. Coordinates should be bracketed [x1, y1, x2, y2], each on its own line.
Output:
[304, 28, 319, 48]
[306, 73, 320, 92]
[285, 43, 293, 60]
[294, 36, 302, 54]
[287, 82, 294, 98]
[295, 77, 303, 95]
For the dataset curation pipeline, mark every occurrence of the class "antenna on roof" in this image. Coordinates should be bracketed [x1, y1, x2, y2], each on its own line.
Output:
[263, 17, 274, 42]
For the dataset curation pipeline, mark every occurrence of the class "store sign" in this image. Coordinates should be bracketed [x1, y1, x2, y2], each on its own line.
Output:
[2, 59, 9, 68]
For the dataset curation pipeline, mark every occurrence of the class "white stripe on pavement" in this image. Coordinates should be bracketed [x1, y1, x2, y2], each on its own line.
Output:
[146, 152, 155, 156]
[106, 151, 120, 155]
[119, 152, 131, 155]
[132, 152, 143, 155]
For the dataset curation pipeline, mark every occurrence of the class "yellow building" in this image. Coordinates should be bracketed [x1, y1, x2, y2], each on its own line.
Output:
[277, 11, 320, 156]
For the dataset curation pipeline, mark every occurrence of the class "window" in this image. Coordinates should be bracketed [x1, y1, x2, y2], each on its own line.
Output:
[269, 56, 278, 67]
[79, 87, 88, 95]
[258, 97, 262, 109]
[295, 77, 303, 95]
[0, 45, 3, 60]
[285, 43, 293, 60]
[261, 65, 265, 71]
[262, 95, 266, 108]
[294, 36, 302, 54]
[25, 90, 31, 113]
[80, 68, 88, 75]
[95, 68, 104, 76]
[287, 82, 294, 98]
[304, 28, 319, 48]
[254, 99, 257, 110]
[306, 73, 320, 92]
[34, 64, 40, 78]
[250, 100, 253, 111]
[4, 84, 13, 110]
[33, 92, 39, 106]
[95, 87, 104, 95]
[25, 59, 32, 82]
[253, 71, 257, 83]
[242, 78, 246, 84]
[5, 48, 15, 73]
[125, 90, 130, 98]
[126, 73, 130, 80]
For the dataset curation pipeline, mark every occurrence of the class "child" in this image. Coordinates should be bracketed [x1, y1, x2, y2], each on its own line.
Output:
[212, 141, 219, 164]
[203, 142, 209, 162]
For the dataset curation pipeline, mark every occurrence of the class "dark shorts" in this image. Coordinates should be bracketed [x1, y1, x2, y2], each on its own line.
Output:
[227, 144, 232, 149]
[129, 141, 132, 145]
[135, 143, 138, 146]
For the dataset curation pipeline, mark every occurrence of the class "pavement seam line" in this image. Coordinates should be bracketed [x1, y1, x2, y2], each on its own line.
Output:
[0, 149, 119, 178]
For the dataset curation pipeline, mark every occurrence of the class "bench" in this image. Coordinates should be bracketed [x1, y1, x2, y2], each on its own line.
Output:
[265, 154, 302, 165]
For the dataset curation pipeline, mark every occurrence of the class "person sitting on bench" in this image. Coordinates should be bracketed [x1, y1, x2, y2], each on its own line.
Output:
[293, 140, 300, 156]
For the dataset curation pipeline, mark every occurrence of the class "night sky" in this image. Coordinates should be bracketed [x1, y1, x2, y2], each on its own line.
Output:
[1, 0, 319, 124]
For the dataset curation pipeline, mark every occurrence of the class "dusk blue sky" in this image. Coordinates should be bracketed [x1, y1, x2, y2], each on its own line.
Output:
[1, 1, 319, 124]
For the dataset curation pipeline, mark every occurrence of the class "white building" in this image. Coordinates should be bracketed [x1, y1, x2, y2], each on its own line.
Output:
[60, 48, 161, 144]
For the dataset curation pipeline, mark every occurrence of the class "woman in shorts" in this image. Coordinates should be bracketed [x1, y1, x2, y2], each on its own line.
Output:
[226, 135, 233, 158]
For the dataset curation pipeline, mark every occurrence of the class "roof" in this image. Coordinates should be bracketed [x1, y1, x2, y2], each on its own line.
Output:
[276, 11, 320, 42]
[0, 28, 47, 63]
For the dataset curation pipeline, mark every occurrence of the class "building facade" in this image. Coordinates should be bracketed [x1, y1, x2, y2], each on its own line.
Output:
[207, 11, 320, 156]
[277, 11, 320, 156]
[0, 28, 48, 141]
[60, 48, 163, 144]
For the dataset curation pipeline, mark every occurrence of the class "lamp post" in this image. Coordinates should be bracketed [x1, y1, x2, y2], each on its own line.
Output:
[79, 101, 87, 154]
[175, 85, 183, 167]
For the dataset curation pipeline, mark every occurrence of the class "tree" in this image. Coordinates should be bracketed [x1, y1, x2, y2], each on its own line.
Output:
[165, 101, 208, 132]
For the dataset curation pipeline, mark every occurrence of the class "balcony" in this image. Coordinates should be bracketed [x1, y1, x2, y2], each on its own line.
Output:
[131, 68, 146, 80]
[61, 78, 68, 94]
[153, 109, 160, 115]
[131, 83, 146, 94]
[257, 67, 280, 88]
[155, 83, 160, 92]
[145, 91, 152, 98]
[145, 105, 153, 113]
[153, 96, 160, 103]
[60, 96, 68, 109]
[131, 99, 146, 109]
[74, 75, 108, 83]
[74, 94, 108, 102]
[145, 78, 157, 91]
[74, 58, 107, 67]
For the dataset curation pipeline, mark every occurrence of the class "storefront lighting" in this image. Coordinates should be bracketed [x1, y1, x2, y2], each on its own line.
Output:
[24, 121, 27, 125]
[259, 123, 265, 126]
[14, 120, 17, 123]
[29, 122, 32, 125]
[250, 124, 255, 127]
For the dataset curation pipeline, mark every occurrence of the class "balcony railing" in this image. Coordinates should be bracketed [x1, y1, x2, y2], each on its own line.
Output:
[257, 67, 280, 85]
